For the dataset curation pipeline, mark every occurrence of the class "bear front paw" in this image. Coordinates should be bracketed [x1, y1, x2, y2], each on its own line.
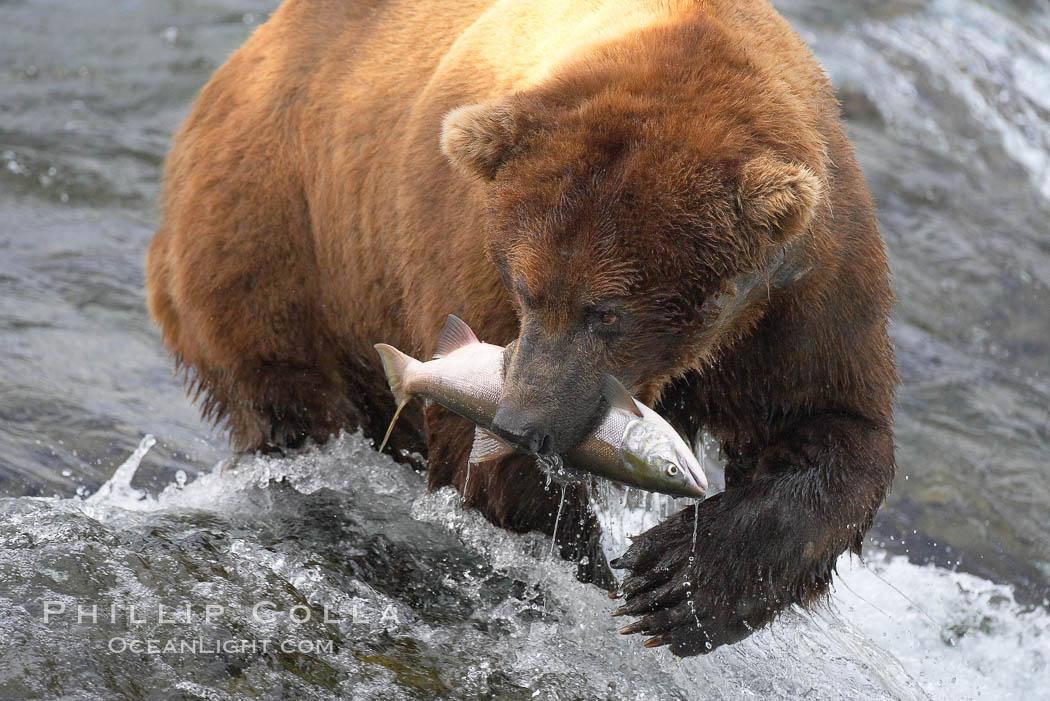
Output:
[609, 496, 797, 656]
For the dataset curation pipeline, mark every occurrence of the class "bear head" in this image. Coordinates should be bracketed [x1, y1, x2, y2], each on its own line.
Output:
[440, 49, 826, 455]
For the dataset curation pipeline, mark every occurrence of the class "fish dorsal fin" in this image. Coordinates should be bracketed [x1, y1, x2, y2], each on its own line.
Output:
[433, 314, 480, 359]
[601, 375, 642, 417]
[469, 426, 515, 464]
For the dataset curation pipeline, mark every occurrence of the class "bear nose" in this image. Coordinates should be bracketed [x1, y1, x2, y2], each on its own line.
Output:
[491, 407, 554, 455]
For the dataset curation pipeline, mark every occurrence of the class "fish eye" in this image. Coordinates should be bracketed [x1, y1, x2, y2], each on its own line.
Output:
[666, 464, 679, 476]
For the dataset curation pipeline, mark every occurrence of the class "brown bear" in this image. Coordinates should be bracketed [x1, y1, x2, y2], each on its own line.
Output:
[146, 0, 896, 655]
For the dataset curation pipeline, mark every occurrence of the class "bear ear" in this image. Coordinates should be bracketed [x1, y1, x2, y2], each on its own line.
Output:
[440, 98, 529, 181]
[737, 155, 823, 243]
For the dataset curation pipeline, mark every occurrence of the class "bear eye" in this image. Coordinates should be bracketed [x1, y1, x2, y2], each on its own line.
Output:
[588, 304, 624, 334]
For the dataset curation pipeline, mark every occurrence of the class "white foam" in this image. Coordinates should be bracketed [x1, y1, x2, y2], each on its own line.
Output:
[831, 553, 1050, 701]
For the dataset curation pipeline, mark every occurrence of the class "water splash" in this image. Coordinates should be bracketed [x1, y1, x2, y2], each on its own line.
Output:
[2, 431, 1047, 699]
[549, 483, 567, 559]
[83, 434, 156, 509]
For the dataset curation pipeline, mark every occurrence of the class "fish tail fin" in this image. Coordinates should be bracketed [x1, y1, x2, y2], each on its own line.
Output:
[373, 343, 420, 453]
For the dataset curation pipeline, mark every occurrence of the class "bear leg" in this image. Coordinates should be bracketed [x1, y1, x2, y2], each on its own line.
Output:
[610, 413, 895, 654]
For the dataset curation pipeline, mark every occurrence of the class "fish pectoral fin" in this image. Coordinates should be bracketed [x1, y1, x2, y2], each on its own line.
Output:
[433, 314, 481, 359]
[601, 375, 643, 417]
[469, 426, 515, 464]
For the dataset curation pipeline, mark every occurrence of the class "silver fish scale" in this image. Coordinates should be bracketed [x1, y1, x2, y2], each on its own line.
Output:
[411, 344, 505, 428]
[568, 410, 637, 487]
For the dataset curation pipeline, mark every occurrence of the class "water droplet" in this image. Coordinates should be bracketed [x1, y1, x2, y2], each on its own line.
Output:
[175, 470, 187, 488]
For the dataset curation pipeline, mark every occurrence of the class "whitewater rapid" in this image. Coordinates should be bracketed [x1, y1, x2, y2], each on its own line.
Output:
[3, 433, 1042, 700]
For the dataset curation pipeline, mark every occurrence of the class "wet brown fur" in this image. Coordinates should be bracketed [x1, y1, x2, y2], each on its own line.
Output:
[147, 0, 896, 654]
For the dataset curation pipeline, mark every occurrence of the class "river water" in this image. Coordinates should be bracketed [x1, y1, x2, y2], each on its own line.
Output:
[1, 1, 1048, 699]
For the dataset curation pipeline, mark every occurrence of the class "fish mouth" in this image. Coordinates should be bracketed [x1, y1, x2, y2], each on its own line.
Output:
[659, 474, 705, 500]
[675, 445, 708, 497]
[680, 478, 706, 499]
